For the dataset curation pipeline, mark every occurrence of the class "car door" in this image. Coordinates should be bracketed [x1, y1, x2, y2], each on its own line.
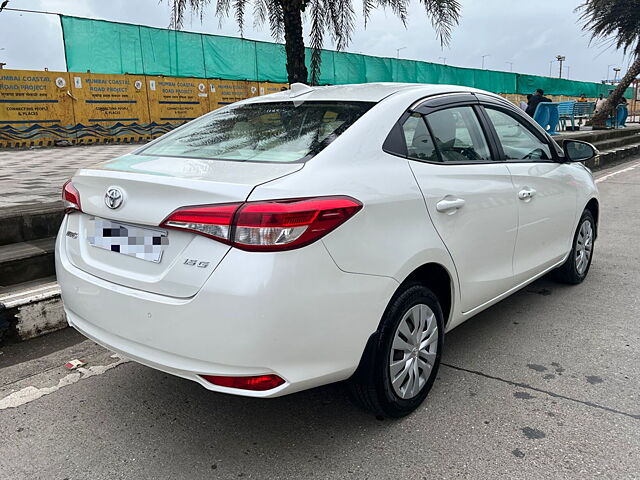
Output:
[400, 99, 519, 313]
[480, 104, 578, 283]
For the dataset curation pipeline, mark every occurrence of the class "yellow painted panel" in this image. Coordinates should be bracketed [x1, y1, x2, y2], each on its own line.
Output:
[0, 69, 74, 147]
[69, 72, 151, 144]
[147, 76, 210, 136]
[1, 71, 291, 148]
[246, 82, 261, 99]
[259, 82, 289, 96]
[208, 79, 250, 110]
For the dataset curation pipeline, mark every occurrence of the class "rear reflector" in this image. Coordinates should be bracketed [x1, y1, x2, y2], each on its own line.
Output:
[160, 196, 362, 252]
[201, 374, 285, 391]
[62, 180, 82, 213]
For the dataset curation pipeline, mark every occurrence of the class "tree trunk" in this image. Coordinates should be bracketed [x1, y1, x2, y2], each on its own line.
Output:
[591, 55, 640, 129]
[280, 0, 308, 84]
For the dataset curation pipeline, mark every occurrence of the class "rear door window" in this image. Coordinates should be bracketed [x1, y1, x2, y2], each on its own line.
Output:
[141, 101, 374, 163]
[402, 113, 438, 162]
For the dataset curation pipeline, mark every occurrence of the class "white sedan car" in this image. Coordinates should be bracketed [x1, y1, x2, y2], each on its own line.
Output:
[56, 83, 599, 417]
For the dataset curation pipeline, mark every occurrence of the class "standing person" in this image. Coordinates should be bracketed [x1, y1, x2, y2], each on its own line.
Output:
[526, 89, 552, 117]
[519, 94, 531, 111]
[618, 96, 629, 127]
[577, 93, 589, 126]
[595, 93, 607, 113]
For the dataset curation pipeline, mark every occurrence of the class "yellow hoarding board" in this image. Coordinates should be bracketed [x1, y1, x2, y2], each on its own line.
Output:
[69, 72, 151, 144]
[147, 76, 211, 136]
[0, 70, 74, 147]
[258, 82, 289, 96]
[208, 80, 250, 110]
[0, 70, 289, 149]
[246, 82, 261, 99]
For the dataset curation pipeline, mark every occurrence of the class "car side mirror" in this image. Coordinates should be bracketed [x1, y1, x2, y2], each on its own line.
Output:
[563, 140, 597, 163]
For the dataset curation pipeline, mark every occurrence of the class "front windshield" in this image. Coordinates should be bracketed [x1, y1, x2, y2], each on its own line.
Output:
[141, 101, 374, 163]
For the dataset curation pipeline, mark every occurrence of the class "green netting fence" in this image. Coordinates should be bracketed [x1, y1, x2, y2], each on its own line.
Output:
[61, 15, 620, 98]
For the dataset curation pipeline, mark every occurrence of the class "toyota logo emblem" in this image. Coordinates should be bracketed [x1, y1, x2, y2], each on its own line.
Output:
[104, 187, 124, 210]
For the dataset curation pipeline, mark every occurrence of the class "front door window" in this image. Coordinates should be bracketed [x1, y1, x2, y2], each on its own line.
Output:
[485, 108, 552, 161]
[425, 106, 491, 163]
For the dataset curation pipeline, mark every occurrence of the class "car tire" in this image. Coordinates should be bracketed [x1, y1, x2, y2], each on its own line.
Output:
[553, 209, 596, 284]
[348, 282, 444, 418]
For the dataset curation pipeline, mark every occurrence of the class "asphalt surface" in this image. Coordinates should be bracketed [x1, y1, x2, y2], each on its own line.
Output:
[0, 144, 136, 208]
[1, 159, 640, 480]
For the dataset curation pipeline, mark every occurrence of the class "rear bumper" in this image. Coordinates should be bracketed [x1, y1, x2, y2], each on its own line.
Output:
[55, 220, 398, 397]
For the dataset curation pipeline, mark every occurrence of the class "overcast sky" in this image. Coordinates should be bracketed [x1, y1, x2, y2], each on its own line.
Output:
[0, 0, 632, 83]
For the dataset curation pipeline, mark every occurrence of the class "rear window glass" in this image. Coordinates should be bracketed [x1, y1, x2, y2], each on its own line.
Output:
[141, 101, 374, 163]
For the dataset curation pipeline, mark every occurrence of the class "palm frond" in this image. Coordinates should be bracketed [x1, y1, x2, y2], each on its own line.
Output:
[233, 0, 248, 36]
[267, 0, 284, 41]
[308, 0, 326, 85]
[576, 0, 640, 56]
[370, 0, 410, 28]
[419, 0, 461, 47]
[362, 0, 376, 27]
[168, 0, 212, 29]
[252, 0, 267, 29]
[214, 0, 231, 29]
[326, 0, 355, 51]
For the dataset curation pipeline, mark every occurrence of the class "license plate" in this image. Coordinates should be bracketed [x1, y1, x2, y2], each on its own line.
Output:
[88, 218, 168, 263]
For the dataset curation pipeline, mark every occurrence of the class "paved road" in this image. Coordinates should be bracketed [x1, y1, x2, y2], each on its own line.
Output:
[0, 144, 136, 208]
[1, 159, 640, 479]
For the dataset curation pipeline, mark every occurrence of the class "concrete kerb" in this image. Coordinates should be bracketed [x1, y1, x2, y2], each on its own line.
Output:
[0, 281, 64, 343]
[0, 202, 64, 246]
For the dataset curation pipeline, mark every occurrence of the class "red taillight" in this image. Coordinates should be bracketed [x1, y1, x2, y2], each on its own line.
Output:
[160, 196, 362, 251]
[201, 374, 285, 391]
[62, 180, 82, 213]
[161, 203, 241, 244]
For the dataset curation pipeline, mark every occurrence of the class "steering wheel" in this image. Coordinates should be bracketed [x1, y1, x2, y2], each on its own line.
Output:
[523, 148, 545, 160]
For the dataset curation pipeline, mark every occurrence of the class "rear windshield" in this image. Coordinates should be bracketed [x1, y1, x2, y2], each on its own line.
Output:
[141, 101, 374, 163]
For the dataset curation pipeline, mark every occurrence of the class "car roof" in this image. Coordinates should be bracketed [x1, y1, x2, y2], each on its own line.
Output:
[245, 82, 496, 104]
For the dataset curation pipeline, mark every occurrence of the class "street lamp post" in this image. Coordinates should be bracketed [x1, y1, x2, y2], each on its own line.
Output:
[438, 56, 447, 65]
[556, 55, 566, 78]
[549, 60, 554, 76]
[505, 61, 514, 72]
[396, 47, 406, 59]
[481, 54, 490, 70]
[613, 67, 621, 82]
[566, 66, 571, 79]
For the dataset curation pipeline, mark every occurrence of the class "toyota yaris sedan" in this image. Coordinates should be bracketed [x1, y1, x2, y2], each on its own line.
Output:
[56, 83, 599, 417]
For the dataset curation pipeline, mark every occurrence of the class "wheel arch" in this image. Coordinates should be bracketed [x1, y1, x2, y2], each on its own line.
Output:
[400, 262, 454, 329]
[584, 197, 599, 239]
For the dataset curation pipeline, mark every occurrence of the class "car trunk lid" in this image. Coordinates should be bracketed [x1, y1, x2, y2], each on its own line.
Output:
[63, 153, 303, 298]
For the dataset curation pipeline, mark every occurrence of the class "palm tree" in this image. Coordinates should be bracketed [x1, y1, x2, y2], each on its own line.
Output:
[577, 0, 640, 128]
[166, 0, 461, 85]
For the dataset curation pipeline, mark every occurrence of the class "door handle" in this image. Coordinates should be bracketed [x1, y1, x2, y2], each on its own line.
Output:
[518, 188, 537, 200]
[436, 196, 466, 213]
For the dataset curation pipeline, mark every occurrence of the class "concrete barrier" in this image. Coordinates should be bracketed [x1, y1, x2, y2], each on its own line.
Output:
[0, 282, 63, 342]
